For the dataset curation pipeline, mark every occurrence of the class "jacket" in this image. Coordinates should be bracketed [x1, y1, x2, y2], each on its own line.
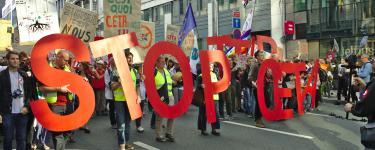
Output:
[352, 78, 375, 123]
[0, 68, 35, 114]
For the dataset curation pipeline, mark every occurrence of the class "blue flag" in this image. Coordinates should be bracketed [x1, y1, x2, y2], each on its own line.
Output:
[178, 3, 197, 47]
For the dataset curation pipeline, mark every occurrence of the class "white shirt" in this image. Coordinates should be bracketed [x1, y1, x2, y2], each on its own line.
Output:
[9, 71, 24, 114]
[0, 66, 7, 72]
[104, 68, 114, 100]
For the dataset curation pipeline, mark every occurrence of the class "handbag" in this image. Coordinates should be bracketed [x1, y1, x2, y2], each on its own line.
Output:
[360, 122, 375, 148]
[192, 87, 204, 107]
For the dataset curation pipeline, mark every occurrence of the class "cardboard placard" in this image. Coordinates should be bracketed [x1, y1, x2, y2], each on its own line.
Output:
[15, 0, 60, 45]
[60, 3, 98, 43]
[0, 19, 12, 51]
[103, 0, 141, 37]
[132, 21, 155, 63]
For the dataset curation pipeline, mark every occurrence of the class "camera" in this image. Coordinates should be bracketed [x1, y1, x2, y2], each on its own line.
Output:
[12, 89, 23, 99]
[342, 55, 360, 69]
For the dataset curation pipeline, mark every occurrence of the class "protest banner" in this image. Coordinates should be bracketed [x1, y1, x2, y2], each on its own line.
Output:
[15, 0, 60, 45]
[131, 21, 155, 63]
[166, 24, 179, 45]
[0, 20, 12, 51]
[166, 24, 194, 56]
[104, 0, 141, 37]
[60, 3, 98, 43]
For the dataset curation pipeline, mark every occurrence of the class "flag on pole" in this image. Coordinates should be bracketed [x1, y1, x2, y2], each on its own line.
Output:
[178, 3, 197, 47]
[359, 36, 368, 48]
[190, 30, 200, 75]
[333, 38, 339, 52]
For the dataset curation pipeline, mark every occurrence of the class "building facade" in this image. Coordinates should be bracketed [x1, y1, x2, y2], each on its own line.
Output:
[286, 0, 375, 59]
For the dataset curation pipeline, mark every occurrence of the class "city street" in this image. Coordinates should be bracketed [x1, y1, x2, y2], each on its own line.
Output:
[63, 95, 366, 150]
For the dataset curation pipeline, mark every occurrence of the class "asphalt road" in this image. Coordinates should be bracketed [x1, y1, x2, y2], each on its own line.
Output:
[60, 95, 365, 150]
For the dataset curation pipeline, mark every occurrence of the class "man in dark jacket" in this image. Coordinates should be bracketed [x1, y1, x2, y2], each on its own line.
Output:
[345, 77, 375, 149]
[0, 51, 34, 150]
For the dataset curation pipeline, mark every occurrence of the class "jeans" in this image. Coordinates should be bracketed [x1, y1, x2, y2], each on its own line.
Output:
[155, 96, 174, 138]
[303, 94, 312, 111]
[2, 113, 29, 150]
[114, 101, 131, 145]
[243, 87, 255, 114]
[136, 101, 145, 128]
[94, 89, 106, 115]
[33, 121, 49, 145]
[337, 76, 348, 101]
[107, 99, 116, 126]
[198, 101, 220, 131]
[49, 105, 69, 150]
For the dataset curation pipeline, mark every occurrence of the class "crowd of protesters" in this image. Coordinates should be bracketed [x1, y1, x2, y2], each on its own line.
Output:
[0, 47, 374, 150]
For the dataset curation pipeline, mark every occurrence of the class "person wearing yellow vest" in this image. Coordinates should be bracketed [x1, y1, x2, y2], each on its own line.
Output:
[111, 51, 139, 150]
[196, 63, 221, 136]
[38, 51, 73, 150]
[153, 56, 176, 143]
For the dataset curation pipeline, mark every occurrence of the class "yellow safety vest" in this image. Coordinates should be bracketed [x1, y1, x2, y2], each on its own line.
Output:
[155, 68, 173, 97]
[200, 72, 219, 100]
[113, 68, 137, 101]
[45, 65, 74, 103]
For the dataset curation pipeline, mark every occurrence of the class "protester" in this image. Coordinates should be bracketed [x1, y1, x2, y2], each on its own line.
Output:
[38, 51, 74, 150]
[242, 58, 255, 117]
[135, 64, 145, 133]
[111, 51, 138, 150]
[154, 56, 175, 142]
[358, 54, 373, 99]
[104, 58, 116, 129]
[0, 51, 34, 150]
[336, 58, 350, 104]
[345, 77, 375, 149]
[249, 51, 266, 128]
[196, 64, 221, 136]
[91, 60, 107, 116]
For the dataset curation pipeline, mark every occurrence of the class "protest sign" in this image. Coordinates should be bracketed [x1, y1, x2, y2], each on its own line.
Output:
[132, 21, 155, 63]
[104, 0, 141, 37]
[0, 20, 12, 51]
[15, 0, 60, 45]
[60, 3, 98, 43]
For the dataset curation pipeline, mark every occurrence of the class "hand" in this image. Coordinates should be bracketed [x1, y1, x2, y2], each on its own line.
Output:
[201, 84, 205, 88]
[59, 84, 71, 93]
[21, 107, 28, 115]
[344, 103, 353, 112]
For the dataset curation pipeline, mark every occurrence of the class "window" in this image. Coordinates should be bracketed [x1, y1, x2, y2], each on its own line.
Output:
[143, 9, 150, 21]
[294, 0, 307, 12]
[179, 0, 184, 15]
[164, 2, 172, 14]
[229, 0, 237, 4]
[219, 0, 224, 6]
[155, 7, 160, 21]
[198, 0, 203, 11]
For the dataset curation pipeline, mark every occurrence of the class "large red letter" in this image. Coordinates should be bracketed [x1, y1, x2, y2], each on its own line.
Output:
[257, 59, 294, 121]
[143, 41, 193, 118]
[89, 33, 142, 120]
[200, 50, 231, 123]
[30, 34, 95, 131]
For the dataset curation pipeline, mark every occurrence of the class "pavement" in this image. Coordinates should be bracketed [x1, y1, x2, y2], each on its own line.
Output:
[56, 91, 366, 150]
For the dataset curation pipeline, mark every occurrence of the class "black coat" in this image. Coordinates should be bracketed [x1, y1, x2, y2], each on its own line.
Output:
[0, 68, 35, 114]
[352, 79, 375, 123]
